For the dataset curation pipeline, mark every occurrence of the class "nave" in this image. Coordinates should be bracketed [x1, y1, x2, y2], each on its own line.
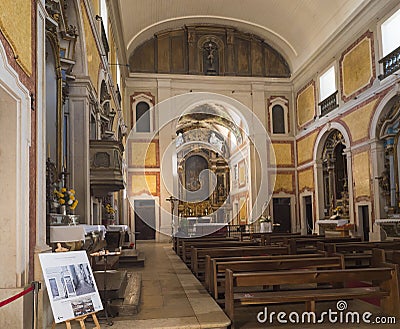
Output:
[52, 238, 399, 329]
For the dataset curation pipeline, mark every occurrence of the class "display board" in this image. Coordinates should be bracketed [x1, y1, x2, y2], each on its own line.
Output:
[39, 250, 103, 323]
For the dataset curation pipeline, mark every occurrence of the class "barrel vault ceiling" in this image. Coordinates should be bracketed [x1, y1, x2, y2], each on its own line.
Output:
[111, 0, 395, 75]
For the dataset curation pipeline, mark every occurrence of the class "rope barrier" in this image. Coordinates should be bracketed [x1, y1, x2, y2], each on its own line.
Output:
[0, 284, 34, 308]
[0, 281, 41, 329]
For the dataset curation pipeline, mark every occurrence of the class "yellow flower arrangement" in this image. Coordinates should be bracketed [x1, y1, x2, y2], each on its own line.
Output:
[105, 203, 116, 214]
[54, 187, 78, 210]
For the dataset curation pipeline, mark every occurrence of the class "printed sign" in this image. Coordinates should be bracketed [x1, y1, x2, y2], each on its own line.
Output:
[39, 251, 103, 323]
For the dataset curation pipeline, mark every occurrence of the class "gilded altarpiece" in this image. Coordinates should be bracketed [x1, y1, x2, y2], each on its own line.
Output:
[177, 150, 230, 220]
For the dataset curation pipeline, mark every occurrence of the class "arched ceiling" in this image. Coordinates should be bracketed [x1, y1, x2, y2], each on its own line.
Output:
[114, 0, 372, 74]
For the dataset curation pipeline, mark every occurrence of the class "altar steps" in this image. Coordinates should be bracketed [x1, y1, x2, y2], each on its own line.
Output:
[118, 249, 145, 267]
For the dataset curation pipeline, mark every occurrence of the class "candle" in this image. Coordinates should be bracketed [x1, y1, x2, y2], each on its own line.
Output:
[47, 143, 50, 158]
[63, 156, 66, 169]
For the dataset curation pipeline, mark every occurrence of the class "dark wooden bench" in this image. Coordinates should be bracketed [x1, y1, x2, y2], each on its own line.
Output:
[182, 240, 260, 264]
[288, 236, 361, 254]
[225, 266, 400, 326]
[191, 245, 290, 278]
[240, 232, 301, 242]
[174, 236, 238, 257]
[210, 255, 344, 299]
[204, 253, 326, 292]
[320, 241, 400, 268]
[260, 233, 315, 245]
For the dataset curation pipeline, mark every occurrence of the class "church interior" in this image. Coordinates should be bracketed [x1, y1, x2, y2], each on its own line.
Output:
[2, 0, 400, 328]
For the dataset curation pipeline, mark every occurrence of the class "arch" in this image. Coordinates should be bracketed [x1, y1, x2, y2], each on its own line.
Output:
[370, 85, 400, 140]
[369, 88, 400, 218]
[0, 41, 31, 287]
[313, 122, 351, 162]
[66, 0, 89, 76]
[313, 123, 353, 224]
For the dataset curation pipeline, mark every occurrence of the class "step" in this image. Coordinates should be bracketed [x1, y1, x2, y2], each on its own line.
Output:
[109, 272, 141, 315]
[119, 249, 145, 267]
[94, 269, 127, 300]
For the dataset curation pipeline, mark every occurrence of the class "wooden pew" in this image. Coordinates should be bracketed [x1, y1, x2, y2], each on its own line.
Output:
[240, 232, 301, 242]
[225, 266, 400, 327]
[191, 245, 289, 278]
[288, 236, 361, 254]
[204, 253, 326, 292]
[182, 240, 260, 264]
[210, 255, 344, 299]
[259, 233, 311, 245]
[174, 236, 238, 258]
[321, 241, 400, 268]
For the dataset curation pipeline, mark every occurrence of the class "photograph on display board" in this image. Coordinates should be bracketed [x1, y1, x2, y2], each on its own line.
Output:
[39, 251, 103, 323]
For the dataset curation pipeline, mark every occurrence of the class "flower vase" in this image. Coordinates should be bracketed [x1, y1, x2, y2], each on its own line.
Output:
[60, 205, 67, 216]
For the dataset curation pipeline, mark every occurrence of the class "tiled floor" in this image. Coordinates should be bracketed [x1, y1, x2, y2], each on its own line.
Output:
[50, 242, 399, 329]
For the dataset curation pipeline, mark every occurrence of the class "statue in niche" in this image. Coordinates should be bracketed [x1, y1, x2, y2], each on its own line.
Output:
[176, 132, 184, 147]
[218, 183, 225, 197]
[209, 132, 223, 152]
[203, 41, 218, 75]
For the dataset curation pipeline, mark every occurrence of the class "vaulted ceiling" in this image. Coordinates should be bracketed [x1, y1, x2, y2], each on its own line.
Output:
[111, 0, 387, 74]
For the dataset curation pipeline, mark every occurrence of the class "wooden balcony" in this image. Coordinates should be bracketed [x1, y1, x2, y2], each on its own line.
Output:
[379, 46, 400, 80]
[90, 140, 124, 196]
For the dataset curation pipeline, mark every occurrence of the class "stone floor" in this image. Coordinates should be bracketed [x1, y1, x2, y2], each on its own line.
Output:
[50, 241, 399, 329]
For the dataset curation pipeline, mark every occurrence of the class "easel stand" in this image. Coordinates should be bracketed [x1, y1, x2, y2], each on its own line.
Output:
[52, 312, 100, 328]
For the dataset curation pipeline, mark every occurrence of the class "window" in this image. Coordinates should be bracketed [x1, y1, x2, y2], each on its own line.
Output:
[269, 97, 288, 135]
[272, 105, 285, 134]
[135, 102, 150, 132]
[319, 66, 336, 101]
[131, 93, 154, 132]
[381, 8, 400, 57]
[100, 0, 108, 39]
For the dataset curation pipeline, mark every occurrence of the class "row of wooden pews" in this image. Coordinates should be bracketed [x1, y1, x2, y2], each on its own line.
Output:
[173, 233, 400, 328]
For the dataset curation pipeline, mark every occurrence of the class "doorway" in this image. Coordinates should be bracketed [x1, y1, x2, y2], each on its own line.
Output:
[304, 196, 313, 234]
[134, 200, 156, 240]
[272, 198, 291, 233]
[359, 205, 370, 241]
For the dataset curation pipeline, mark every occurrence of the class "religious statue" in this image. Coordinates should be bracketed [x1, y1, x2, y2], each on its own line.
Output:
[204, 42, 217, 66]
[209, 132, 223, 151]
[203, 41, 218, 75]
[218, 183, 225, 197]
[176, 132, 184, 147]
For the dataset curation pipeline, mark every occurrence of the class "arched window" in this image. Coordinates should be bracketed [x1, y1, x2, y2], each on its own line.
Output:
[135, 101, 150, 132]
[269, 97, 289, 135]
[272, 105, 285, 134]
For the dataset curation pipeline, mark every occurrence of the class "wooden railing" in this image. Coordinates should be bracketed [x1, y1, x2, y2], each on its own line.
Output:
[379, 46, 400, 80]
[319, 91, 338, 117]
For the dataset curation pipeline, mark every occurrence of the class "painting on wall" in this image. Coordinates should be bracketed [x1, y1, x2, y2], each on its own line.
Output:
[238, 160, 246, 187]
[239, 196, 247, 225]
